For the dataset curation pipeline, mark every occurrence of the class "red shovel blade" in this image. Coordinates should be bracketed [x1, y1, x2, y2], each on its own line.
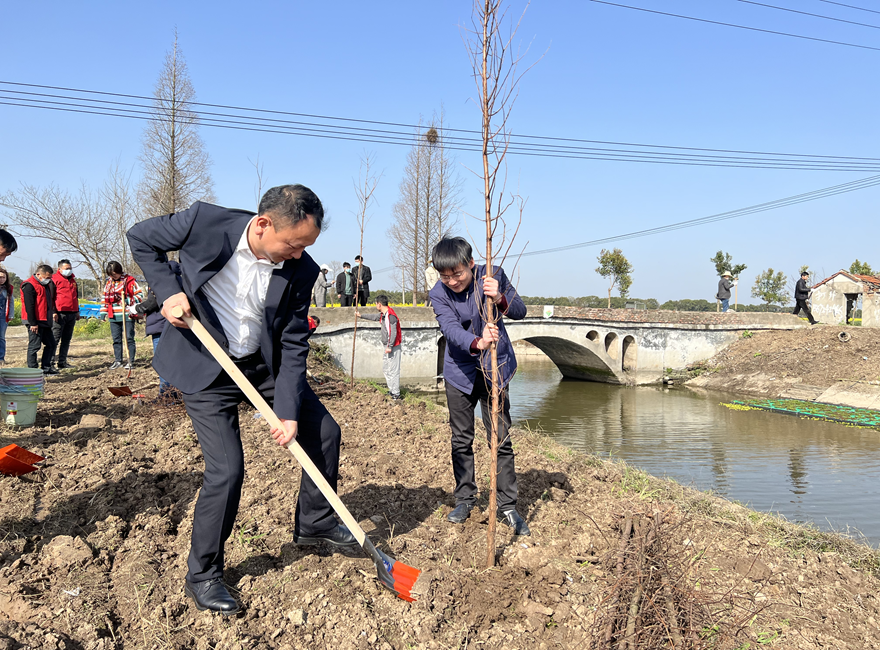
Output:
[0, 444, 45, 464]
[0, 453, 40, 477]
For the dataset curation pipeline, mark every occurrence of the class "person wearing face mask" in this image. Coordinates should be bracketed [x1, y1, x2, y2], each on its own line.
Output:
[51, 259, 80, 370]
[0, 266, 15, 364]
[99, 261, 144, 370]
[21, 264, 59, 374]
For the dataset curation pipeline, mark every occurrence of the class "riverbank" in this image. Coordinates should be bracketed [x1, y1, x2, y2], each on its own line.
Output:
[687, 325, 880, 408]
[1, 339, 880, 648]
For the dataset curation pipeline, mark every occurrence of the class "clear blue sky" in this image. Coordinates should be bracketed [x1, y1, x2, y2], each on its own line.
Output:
[2, 0, 878, 303]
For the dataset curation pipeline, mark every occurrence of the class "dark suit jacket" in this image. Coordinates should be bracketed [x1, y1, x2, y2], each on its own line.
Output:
[352, 264, 371, 299]
[335, 271, 354, 296]
[127, 201, 317, 421]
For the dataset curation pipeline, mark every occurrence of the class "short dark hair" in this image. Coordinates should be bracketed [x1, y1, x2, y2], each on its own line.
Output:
[354, 255, 363, 262]
[258, 184, 326, 232]
[0, 229, 17, 254]
[343, 262, 351, 268]
[311, 315, 321, 326]
[801, 271, 809, 277]
[36, 264, 53, 276]
[375, 294, 389, 307]
[432, 236, 472, 272]
[106, 260, 124, 276]
[58, 258, 71, 268]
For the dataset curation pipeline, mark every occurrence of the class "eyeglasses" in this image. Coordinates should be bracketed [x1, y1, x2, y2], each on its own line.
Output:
[439, 269, 469, 282]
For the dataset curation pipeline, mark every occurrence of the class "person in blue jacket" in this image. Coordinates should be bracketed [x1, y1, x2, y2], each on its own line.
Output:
[427, 236, 531, 535]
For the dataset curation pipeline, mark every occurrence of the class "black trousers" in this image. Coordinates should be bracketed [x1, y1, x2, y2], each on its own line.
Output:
[793, 299, 816, 324]
[51, 311, 77, 366]
[357, 291, 368, 307]
[445, 374, 518, 511]
[181, 354, 341, 583]
[27, 326, 56, 369]
[340, 294, 355, 307]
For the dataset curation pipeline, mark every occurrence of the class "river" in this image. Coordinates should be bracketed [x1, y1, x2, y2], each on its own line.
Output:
[453, 358, 880, 546]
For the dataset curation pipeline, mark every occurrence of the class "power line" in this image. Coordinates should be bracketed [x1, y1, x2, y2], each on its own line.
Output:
[819, 0, 880, 17]
[372, 174, 880, 274]
[588, 0, 880, 52]
[736, 0, 880, 30]
[3, 89, 880, 172]
[518, 174, 880, 257]
[2, 80, 879, 167]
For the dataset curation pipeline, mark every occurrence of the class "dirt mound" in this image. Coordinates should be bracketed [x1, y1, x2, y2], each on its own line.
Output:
[687, 325, 880, 397]
[1, 339, 880, 648]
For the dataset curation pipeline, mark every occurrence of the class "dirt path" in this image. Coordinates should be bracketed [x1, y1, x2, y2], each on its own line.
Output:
[1, 338, 879, 648]
[686, 325, 880, 399]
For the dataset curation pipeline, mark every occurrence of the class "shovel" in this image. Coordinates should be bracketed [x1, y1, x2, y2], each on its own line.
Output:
[0, 444, 45, 476]
[171, 306, 420, 602]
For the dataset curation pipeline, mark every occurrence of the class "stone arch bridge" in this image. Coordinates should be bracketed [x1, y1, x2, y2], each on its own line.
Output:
[310, 306, 806, 385]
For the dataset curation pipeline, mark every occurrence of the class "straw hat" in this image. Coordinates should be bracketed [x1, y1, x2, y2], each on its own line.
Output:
[721, 270, 732, 277]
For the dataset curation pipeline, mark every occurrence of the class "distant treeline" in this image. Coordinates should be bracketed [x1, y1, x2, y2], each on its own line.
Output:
[366, 291, 790, 312]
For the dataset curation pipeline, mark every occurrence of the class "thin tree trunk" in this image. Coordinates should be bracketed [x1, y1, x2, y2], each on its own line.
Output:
[480, 0, 501, 570]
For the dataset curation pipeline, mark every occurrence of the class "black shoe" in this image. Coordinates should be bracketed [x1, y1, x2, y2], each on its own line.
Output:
[293, 524, 359, 547]
[109, 361, 123, 370]
[447, 503, 475, 524]
[390, 394, 403, 401]
[499, 509, 531, 536]
[58, 362, 76, 369]
[42, 366, 60, 375]
[184, 577, 240, 615]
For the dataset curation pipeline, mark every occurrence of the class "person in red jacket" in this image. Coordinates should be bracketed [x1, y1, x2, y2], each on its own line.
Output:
[21, 264, 58, 374]
[356, 294, 402, 400]
[51, 259, 80, 370]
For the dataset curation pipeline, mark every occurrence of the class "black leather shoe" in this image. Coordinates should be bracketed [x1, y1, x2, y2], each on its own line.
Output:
[184, 578, 240, 615]
[447, 503, 475, 524]
[293, 524, 359, 547]
[500, 509, 531, 536]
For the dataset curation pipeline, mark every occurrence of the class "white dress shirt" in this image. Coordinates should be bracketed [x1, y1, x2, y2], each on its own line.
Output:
[202, 218, 283, 358]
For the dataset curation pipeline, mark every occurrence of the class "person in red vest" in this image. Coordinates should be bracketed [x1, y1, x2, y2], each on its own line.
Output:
[51, 259, 80, 370]
[21, 264, 58, 374]
[356, 294, 402, 400]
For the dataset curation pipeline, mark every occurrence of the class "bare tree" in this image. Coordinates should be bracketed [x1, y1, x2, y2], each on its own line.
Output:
[350, 153, 381, 386]
[138, 30, 215, 221]
[249, 155, 265, 210]
[464, 0, 535, 568]
[3, 178, 120, 282]
[388, 111, 463, 304]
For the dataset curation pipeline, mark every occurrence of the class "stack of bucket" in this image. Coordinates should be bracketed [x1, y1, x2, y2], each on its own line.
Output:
[0, 368, 45, 426]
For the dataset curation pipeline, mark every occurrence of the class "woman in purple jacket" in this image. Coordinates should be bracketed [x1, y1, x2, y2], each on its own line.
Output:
[427, 236, 530, 536]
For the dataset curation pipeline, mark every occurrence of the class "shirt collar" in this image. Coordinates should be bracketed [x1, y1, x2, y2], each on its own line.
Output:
[237, 217, 284, 269]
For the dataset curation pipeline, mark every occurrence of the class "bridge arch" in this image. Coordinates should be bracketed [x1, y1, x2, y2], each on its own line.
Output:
[622, 335, 637, 371]
[604, 332, 619, 359]
[518, 335, 627, 384]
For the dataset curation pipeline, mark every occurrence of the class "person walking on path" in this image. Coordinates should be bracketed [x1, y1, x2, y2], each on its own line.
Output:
[21, 264, 58, 374]
[312, 264, 333, 307]
[132, 260, 183, 403]
[99, 261, 144, 369]
[51, 259, 80, 370]
[357, 294, 402, 400]
[425, 259, 440, 307]
[716, 271, 736, 313]
[335, 262, 355, 307]
[128, 184, 352, 617]
[427, 236, 531, 536]
[793, 270, 818, 325]
[0, 267, 15, 364]
[352, 255, 372, 307]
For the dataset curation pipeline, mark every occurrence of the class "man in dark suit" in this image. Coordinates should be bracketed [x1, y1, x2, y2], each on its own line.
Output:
[352, 255, 372, 307]
[128, 185, 353, 616]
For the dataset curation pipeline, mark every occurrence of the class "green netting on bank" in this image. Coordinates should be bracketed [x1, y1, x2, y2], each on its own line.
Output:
[732, 399, 880, 429]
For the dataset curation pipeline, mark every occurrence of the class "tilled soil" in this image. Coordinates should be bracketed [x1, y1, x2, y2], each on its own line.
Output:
[1, 337, 880, 649]
[687, 325, 880, 398]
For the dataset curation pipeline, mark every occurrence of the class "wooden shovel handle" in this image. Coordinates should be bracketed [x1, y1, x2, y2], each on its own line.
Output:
[170, 306, 366, 545]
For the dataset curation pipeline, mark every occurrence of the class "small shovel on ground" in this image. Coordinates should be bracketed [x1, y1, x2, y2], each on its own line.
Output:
[171, 306, 421, 602]
[0, 444, 45, 477]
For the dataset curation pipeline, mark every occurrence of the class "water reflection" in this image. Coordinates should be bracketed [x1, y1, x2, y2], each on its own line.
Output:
[505, 359, 880, 546]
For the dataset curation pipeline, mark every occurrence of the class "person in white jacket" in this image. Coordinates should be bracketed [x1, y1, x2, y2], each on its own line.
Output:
[312, 264, 333, 307]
